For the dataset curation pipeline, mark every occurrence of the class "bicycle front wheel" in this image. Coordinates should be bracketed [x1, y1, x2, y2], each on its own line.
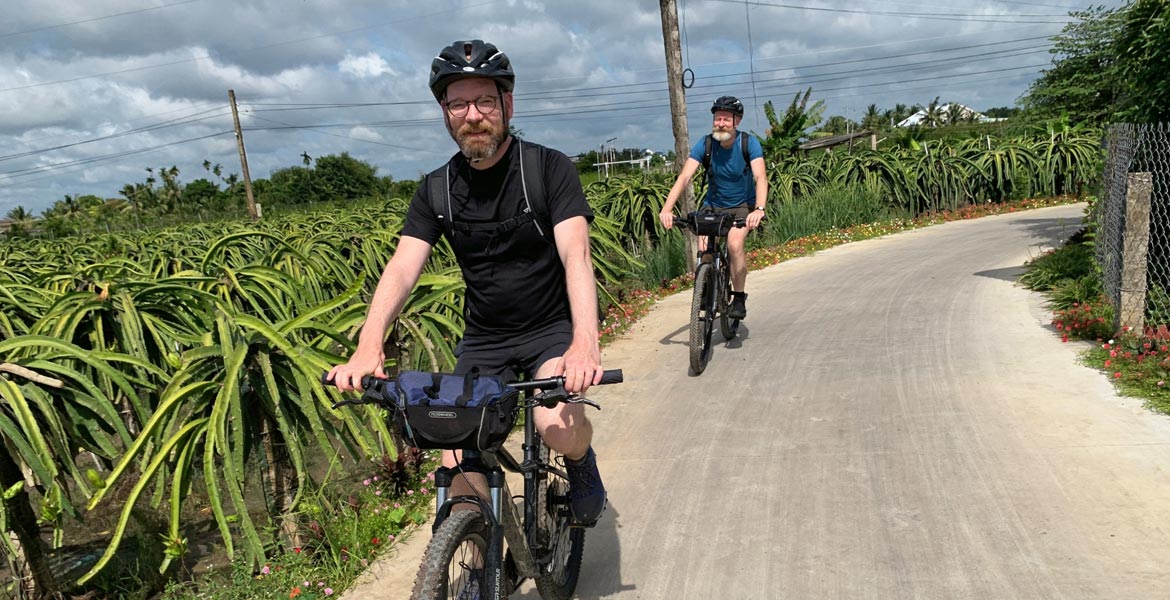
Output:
[532, 445, 585, 600]
[411, 509, 492, 600]
[689, 262, 716, 374]
[718, 262, 740, 341]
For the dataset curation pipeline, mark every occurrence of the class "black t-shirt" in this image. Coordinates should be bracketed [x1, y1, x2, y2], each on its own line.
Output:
[401, 139, 593, 342]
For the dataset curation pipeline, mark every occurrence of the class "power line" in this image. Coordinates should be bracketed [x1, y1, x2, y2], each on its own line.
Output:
[0, 106, 231, 163]
[237, 34, 1054, 115]
[701, 0, 1072, 22]
[0, 131, 232, 183]
[0, 0, 202, 39]
[243, 113, 445, 154]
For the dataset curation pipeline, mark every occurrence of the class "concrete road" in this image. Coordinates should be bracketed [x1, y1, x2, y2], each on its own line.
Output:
[348, 204, 1170, 599]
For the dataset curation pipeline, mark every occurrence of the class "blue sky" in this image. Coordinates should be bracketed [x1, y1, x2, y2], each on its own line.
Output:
[0, 0, 1115, 216]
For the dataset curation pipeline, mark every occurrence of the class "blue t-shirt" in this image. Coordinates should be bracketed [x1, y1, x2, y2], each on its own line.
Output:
[688, 132, 764, 208]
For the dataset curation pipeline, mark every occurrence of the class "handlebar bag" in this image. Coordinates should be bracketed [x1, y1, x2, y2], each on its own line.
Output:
[690, 211, 733, 236]
[392, 370, 520, 451]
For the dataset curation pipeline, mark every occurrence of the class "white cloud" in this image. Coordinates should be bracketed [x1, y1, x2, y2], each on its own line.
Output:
[339, 52, 395, 79]
[0, 0, 1123, 216]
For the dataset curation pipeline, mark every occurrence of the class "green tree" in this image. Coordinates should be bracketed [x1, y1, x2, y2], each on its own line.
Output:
[759, 87, 826, 156]
[1114, 0, 1170, 123]
[1020, 5, 1125, 124]
[313, 153, 379, 201]
[861, 104, 885, 131]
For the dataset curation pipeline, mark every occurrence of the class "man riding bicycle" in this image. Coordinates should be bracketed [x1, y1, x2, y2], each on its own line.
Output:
[327, 39, 607, 536]
[659, 95, 768, 320]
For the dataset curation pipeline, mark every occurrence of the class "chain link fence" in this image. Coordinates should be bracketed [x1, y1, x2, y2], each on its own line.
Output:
[1097, 123, 1170, 336]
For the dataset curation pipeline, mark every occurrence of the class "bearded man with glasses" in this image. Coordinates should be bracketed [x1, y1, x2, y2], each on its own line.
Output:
[328, 40, 608, 540]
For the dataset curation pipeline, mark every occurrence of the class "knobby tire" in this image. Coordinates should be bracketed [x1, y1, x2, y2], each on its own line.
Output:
[690, 262, 716, 374]
[532, 444, 585, 600]
[411, 509, 492, 600]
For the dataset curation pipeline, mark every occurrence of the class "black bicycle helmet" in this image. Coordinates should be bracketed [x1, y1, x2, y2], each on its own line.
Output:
[711, 95, 745, 117]
[429, 40, 515, 101]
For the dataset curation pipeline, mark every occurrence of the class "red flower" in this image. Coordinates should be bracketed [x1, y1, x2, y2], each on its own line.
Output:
[1114, 372, 1122, 379]
[293, 547, 302, 554]
[290, 587, 302, 599]
[371, 537, 380, 545]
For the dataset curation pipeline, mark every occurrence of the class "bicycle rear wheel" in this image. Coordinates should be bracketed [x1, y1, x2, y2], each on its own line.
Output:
[689, 262, 716, 374]
[532, 444, 585, 600]
[411, 509, 492, 600]
[718, 262, 740, 340]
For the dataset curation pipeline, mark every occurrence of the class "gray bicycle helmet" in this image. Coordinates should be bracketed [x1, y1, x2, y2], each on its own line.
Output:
[429, 39, 515, 101]
[711, 95, 745, 117]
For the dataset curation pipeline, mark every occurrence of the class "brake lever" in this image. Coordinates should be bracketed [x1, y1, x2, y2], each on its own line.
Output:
[566, 397, 601, 410]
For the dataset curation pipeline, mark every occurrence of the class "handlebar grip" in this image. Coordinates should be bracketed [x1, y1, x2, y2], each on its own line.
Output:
[599, 369, 623, 385]
[321, 372, 381, 391]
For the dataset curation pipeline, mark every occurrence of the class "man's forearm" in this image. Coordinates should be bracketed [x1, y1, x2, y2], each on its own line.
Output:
[564, 249, 600, 344]
[357, 265, 414, 351]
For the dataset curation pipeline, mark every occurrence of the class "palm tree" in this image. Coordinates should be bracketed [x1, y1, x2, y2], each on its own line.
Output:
[4, 205, 34, 236]
[861, 104, 884, 131]
[946, 103, 969, 125]
[922, 97, 945, 128]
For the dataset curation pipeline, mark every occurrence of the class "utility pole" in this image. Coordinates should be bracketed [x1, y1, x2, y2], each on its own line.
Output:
[228, 89, 259, 222]
[659, 0, 697, 270]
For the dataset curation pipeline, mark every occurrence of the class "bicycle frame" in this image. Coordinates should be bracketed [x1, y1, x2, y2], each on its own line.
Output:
[428, 388, 579, 597]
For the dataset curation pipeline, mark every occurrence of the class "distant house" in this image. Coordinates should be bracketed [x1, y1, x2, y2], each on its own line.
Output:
[896, 103, 988, 128]
[0, 218, 12, 234]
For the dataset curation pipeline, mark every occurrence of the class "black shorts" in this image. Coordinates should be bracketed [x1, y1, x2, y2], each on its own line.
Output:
[453, 321, 572, 381]
[704, 203, 751, 220]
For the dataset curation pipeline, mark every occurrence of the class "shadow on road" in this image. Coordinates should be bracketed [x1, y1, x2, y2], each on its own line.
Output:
[1015, 216, 1081, 247]
[973, 265, 1027, 283]
[511, 502, 634, 599]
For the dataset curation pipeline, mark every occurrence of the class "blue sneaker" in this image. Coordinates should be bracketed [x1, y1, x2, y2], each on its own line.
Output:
[565, 447, 607, 526]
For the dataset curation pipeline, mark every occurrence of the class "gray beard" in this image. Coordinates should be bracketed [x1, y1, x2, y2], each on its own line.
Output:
[459, 127, 508, 161]
[711, 130, 733, 142]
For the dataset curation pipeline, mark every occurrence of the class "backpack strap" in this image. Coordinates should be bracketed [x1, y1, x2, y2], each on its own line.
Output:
[428, 142, 552, 242]
[426, 160, 454, 238]
[517, 139, 552, 241]
[740, 132, 751, 172]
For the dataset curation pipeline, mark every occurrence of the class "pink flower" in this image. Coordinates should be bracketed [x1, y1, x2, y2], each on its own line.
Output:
[1158, 381, 1165, 387]
[406, 490, 414, 496]
[363, 479, 371, 486]
[375, 490, 382, 496]
[261, 565, 270, 575]
[325, 588, 334, 596]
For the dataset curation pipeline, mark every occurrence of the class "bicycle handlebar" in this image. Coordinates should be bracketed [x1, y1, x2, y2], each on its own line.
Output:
[320, 369, 624, 409]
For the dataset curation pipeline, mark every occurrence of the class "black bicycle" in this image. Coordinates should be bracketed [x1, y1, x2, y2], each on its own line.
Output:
[674, 212, 749, 375]
[324, 369, 622, 600]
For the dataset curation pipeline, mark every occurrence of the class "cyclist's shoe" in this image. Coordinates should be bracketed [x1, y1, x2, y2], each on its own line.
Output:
[728, 292, 748, 320]
[457, 568, 484, 600]
[565, 447, 606, 527]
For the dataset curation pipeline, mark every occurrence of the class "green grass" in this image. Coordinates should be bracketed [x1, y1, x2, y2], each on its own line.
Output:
[752, 181, 908, 250]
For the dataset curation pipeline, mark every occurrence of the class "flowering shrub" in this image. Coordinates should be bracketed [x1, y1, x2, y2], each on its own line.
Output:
[1052, 300, 1115, 342]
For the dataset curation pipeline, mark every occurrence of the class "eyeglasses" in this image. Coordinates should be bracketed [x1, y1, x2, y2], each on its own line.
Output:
[444, 95, 499, 118]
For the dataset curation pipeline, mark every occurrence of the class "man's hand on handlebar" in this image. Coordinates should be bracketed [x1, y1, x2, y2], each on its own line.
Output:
[325, 346, 386, 393]
[746, 208, 766, 230]
[659, 209, 675, 230]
